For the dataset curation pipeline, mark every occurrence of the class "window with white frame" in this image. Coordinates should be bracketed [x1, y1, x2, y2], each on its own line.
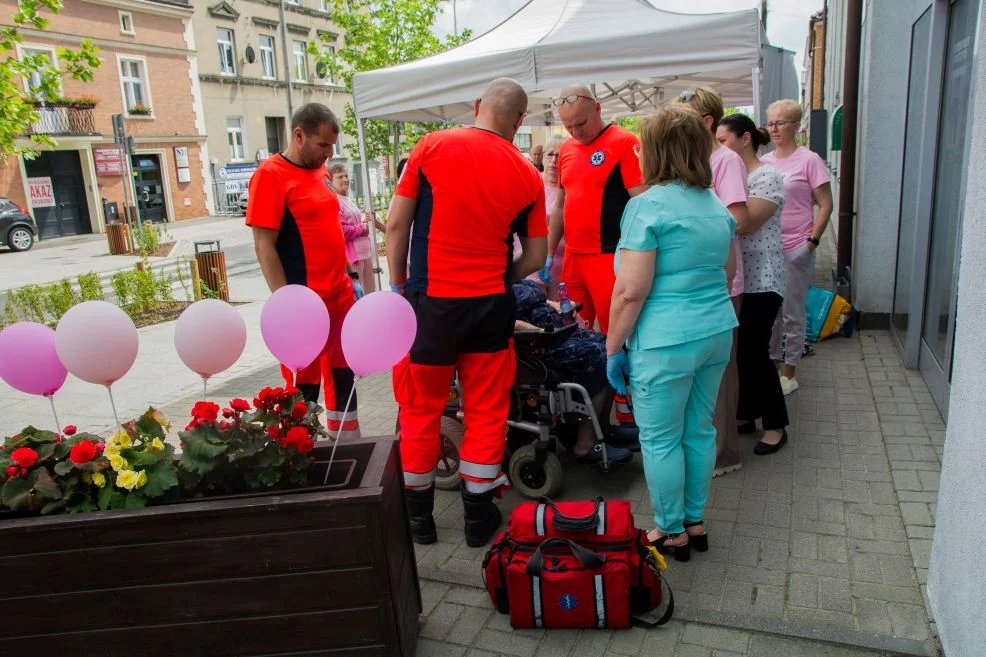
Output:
[20, 46, 57, 97]
[217, 28, 236, 76]
[119, 11, 135, 35]
[227, 117, 246, 161]
[292, 40, 308, 82]
[119, 57, 149, 113]
[325, 45, 336, 83]
[259, 35, 276, 79]
[285, 0, 300, 5]
[318, 0, 329, 11]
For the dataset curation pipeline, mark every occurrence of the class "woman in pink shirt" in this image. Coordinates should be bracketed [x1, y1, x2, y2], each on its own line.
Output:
[516, 135, 565, 290]
[762, 100, 833, 397]
[328, 162, 376, 292]
[677, 88, 750, 480]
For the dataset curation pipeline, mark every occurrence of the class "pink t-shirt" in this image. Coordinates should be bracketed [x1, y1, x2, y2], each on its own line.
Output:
[514, 181, 562, 283]
[711, 145, 748, 297]
[762, 146, 830, 252]
[338, 193, 372, 262]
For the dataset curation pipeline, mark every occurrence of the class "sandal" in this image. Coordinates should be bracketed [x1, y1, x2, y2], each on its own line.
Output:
[683, 521, 708, 552]
[649, 531, 690, 562]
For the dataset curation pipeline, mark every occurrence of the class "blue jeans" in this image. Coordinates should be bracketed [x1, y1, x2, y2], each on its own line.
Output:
[628, 329, 733, 534]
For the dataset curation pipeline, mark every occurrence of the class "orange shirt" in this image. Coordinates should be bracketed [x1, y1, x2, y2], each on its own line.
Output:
[245, 154, 348, 297]
[396, 127, 548, 298]
[558, 125, 643, 254]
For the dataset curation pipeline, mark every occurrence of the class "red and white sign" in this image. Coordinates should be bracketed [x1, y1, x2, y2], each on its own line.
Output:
[27, 177, 55, 208]
[93, 145, 124, 176]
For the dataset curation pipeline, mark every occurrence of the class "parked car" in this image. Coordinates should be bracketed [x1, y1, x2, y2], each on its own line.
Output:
[0, 198, 38, 252]
[237, 189, 248, 215]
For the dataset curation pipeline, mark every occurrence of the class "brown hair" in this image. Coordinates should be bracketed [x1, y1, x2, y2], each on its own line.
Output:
[675, 87, 724, 129]
[327, 162, 347, 176]
[639, 105, 713, 189]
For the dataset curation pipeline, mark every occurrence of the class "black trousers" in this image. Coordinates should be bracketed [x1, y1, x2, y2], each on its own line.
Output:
[737, 292, 789, 430]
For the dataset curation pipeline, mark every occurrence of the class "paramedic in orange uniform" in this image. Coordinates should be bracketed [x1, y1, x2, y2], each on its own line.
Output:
[388, 78, 548, 548]
[247, 103, 362, 440]
[544, 84, 648, 333]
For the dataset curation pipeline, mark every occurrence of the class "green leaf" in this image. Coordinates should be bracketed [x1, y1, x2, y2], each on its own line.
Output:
[141, 462, 178, 498]
[97, 484, 114, 511]
[127, 448, 163, 468]
[258, 469, 281, 487]
[52, 440, 72, 460]
[136, 413, 166, 440]
[1, 474, 36, 511]
[124, 492, 146, 509]
[109, 491, 127, 509]
[34, 442, 55, 462]
[33, 468, 61, 500]
[41, 498, 66, 514]
[53, 460, 74, 476]
[66, 492, 98, 514]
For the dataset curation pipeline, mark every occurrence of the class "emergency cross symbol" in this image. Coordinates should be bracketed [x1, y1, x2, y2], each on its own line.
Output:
[558, 594, 579, 610]
[589, 150, 605, 166]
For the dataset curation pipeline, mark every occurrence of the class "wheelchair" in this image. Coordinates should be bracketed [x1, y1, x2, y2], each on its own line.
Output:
[437, 322, 633, 499]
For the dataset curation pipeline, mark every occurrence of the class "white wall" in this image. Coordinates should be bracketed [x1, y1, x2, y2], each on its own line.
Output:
[928, 9, 986, 655]
[852, 0, 929, 314]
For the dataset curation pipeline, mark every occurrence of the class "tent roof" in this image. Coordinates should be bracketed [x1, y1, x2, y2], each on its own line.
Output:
[351, 0, 761, 125]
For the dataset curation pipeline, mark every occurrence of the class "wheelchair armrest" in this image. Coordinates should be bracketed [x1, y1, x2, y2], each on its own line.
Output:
[514, 322, 578, 352]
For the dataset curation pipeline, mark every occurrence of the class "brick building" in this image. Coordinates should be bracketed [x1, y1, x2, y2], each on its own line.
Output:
[0, 0, 210, 240]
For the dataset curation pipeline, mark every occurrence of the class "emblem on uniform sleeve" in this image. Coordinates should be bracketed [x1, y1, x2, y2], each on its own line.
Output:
[558, 594, 579, 610]
[589, 150, 605, 166]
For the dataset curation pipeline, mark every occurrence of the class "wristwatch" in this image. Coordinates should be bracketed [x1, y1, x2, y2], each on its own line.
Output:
[807, 236, 820, 247]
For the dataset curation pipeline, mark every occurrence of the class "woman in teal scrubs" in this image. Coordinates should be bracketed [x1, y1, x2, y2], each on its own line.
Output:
[606, 105, 737, 562]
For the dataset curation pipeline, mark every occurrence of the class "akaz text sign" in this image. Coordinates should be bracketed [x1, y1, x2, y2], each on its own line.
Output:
[27, 177, 55, 208]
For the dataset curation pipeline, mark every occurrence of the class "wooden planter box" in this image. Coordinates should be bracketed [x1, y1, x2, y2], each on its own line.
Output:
[0, 436, 420, 657]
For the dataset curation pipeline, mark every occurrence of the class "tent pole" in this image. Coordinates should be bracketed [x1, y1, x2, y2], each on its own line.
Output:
[356, 116, 382, 291]
[752, 66, 763, 126]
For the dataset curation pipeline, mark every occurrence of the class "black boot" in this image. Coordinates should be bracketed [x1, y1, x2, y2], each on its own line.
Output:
[461, 488, 502, 548]
[404, 486, 437, 545]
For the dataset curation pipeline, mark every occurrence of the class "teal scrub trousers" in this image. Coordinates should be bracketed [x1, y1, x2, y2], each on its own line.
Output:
[628, 329, 733, 534]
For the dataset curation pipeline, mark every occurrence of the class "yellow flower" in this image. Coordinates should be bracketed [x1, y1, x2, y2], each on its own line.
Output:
[150, 438, 165, 451]
[92, 472, 106, 488]
[136, 470, 147, 489]
[109, 454, 128, 471]
[82, 472, 93, 484]
[116, 469, 139, 491]
[117, 433, 132, 448]
[104, 443, 121, 457]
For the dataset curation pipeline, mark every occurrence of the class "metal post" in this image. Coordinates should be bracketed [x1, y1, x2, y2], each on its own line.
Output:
[836, 0, 863, 282]
[279, 0, 295, 119]
[453, 0, 458, 37]
[356, 116, 382, 290]
[752, 66, 762, 126]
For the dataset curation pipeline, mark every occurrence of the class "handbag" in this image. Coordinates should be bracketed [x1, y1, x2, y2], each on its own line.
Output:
[482, 497, 673, 630]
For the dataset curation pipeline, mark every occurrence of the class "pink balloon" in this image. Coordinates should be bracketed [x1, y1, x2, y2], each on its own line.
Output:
[341, 291, 417, 377]
[260, 285, 330, 371]
[174, 300, 247, 378]
[55, 301, 138, 386]
[0, 322, 68, 396]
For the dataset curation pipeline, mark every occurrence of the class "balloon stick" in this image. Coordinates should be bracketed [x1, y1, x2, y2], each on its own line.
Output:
[324, 378, 358, 485]
[202, 376, 208, 397]
[46, 394, 62, 435]
[105, 385, 121, 429]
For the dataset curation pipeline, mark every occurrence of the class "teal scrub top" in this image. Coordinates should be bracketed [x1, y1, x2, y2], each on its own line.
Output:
[615, 182, 738, 350]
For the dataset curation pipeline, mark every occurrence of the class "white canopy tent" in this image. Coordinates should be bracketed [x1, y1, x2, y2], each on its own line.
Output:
[350, 0, 769, 284]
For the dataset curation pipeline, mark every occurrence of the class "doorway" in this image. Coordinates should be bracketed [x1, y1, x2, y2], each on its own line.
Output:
[265, 117, 285, 155]
[23, 150, 92, 239]
[130, 154, 166, 223]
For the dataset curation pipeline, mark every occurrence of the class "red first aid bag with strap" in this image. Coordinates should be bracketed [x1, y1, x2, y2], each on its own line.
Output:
[482, 497, 673, 630]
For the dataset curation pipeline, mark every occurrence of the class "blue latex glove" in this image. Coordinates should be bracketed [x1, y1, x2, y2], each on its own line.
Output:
[538, 255, 555, 284]
[606, 351, 630, 395]
[352, 279, 364, 300]
[390, 283, 405, 295]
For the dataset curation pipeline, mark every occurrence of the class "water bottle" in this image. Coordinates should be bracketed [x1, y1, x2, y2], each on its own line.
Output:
[558, 282, 573, 318]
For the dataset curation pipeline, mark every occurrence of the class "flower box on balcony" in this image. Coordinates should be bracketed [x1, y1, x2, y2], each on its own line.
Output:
[128, 104, 152, 116]
[0, 436, 421, 657]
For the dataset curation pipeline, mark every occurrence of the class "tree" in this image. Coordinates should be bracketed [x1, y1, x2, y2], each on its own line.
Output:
[312, 0, 470, 162]
[1, 1, 100, 158]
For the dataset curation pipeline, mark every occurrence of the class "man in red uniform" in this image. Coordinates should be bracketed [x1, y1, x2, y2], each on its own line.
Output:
[544, 85, 648, 334]
[247, 103, 362, 440]
[388, 78, 547, 547]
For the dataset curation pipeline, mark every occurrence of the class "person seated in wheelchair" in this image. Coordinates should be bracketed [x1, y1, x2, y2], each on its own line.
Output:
[512, 279, 638, 466]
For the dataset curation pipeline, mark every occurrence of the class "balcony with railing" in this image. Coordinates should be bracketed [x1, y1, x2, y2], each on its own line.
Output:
[24, 103, 100, 137]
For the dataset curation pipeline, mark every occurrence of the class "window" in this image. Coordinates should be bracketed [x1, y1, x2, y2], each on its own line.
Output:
[318, 0, 329, 10]
[119, 56, 150, 115]
[292, 40, 308, 82]
[285, 0, 300, 5]
[227, 117, 246, 161]
[259, 35, 276, 79]
[20, 46, 58, 97]
[514, 133, 532, 151]
[119, 11, 135, 35]
[217, 28, 236, 76]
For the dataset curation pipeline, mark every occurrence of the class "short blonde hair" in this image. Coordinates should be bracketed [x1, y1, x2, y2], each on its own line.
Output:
[675, 87, 724, 129]
[767, 99, 802, 122]
[544, 135, 566, 153]
[327, 162, 348, 176]
[639, 105, 712, 189]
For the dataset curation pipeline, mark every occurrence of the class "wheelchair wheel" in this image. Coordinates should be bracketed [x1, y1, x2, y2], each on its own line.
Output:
[435, 417, 464, 490]
[508, 442, 563, 499]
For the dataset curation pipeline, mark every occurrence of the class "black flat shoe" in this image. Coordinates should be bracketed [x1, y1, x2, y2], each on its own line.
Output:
[683, 521, 708, 552]
[650, 532, 690, 562]
[737, 421, 758, 434]
[605, 425, 641, 451]
[575, 442, 634, 466]
[754, 429, 788, 455]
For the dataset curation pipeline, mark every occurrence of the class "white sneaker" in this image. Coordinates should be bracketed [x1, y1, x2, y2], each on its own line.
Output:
[780, 375, 799, 396]
[713, 463, 742, 478]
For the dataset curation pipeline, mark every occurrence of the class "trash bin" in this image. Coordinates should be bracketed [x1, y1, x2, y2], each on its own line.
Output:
[106, 222, 131, 255]
[194, 240, 229, 301]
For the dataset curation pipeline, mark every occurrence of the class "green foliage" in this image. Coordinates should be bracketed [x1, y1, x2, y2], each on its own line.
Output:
[313, 0, 471, 161]
[1, 1, 101, 157]
[133, 221, 161, 256]
[77, 271, 104, 301]
[42, 278, 78, 321]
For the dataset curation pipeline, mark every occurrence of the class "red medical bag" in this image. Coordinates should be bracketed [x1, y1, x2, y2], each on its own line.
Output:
[482, 497, 673, 630]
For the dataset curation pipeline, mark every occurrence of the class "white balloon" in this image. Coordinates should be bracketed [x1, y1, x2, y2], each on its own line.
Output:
[174, 300, 247, 378]
[55, 301, 138, 386]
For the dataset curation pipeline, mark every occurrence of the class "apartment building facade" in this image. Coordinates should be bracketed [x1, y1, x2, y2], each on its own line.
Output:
[0, 0, 210, 239]
[194, 1, 351, 211]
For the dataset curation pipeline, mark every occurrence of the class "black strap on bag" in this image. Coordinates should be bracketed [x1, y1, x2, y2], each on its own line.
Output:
[525, 537, 604, 576]
[539, 496, 604, 533]
[631, 559, 675, 627]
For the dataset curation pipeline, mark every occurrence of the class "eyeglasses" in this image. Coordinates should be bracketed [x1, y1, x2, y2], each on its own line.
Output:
[552, 94, 595, 106]
[766, 120, 793, 129]
[678, 90, 696, 103]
